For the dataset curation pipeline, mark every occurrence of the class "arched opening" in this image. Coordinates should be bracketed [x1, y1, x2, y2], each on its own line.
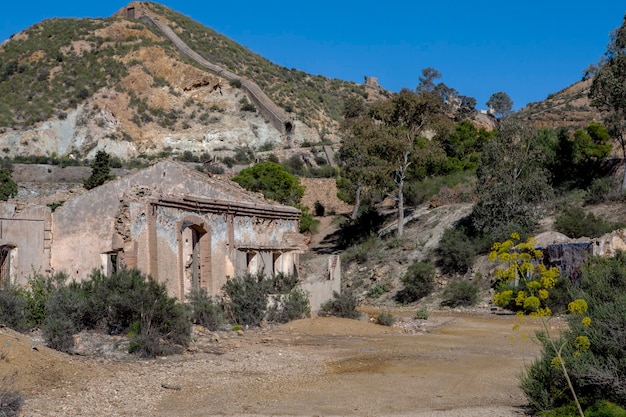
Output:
[284, 122, 293, 135]
[181, 223, 210, 297]
[0, 245, 17, 283]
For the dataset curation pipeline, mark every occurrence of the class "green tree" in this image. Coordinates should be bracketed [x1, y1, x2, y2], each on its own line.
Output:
[471, 120, 553, 239]
[416, 67, 442, 94]
[573, 122, 612, 161]
[83, 150, 113, 190]
[231, 161, 304, 206]
[439, 120, 493, 168]
[590, 13, 626, 189]
[369, 89, 451, 236]
[0, 166, 17, 200]
[486, 91, 513, 119]
[338, 111, 392, 219]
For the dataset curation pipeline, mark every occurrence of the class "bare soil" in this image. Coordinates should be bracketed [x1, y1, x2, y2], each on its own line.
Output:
[0, 311, 550, 417]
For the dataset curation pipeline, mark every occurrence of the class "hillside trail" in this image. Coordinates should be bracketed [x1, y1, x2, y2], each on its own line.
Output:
[308, 216, 342, 253]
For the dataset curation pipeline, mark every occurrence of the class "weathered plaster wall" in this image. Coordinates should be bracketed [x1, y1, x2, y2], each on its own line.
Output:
[0, 204, 51, 284]
[300, 255, 341, 315]
[50, 161, 305, 300]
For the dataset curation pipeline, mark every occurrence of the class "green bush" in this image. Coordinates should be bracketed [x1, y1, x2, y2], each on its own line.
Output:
[367, 283, 389, 299]
[584, 177, 612, 205]
[554, 206, 622, 238]
[42, 302, 76, 352]
[396, 261, 435, 304]
[521, 251, 626, 413]
[134, 277, 191, 356]
[24, 272, 68, 328]
[222, 273, 270, 327]
[239, 97, 256, 112]
[319, 291, 360, 319]
[232, 161, 305, 206]
[414, 307, 429, 320]
[0, 167, 17, 201]
[0, 281, 28, 332]
[376, 310, 395, 326]
[342, 234, 383, 264]
[37, 269, 190, 356]
[436, 227, 478, 275]
[585, 400, 626, 417]
[83, 150, 113, 190]
[267, 272, 299, 295]
[299, 211, 319, 234]
[440, 280, 479, 308]
[266, 288, 311, 323]
[186, 288, 224, 331]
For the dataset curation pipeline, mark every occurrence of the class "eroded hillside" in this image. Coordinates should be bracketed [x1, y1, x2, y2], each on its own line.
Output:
[0, 2, 387, 161]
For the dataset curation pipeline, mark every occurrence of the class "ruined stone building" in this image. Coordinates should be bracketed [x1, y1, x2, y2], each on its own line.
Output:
[0, 161, 308, 300]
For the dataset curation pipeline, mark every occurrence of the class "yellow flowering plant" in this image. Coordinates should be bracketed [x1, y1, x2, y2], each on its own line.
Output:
[490, 233, 560, 315]
[490, 233, 592, 417]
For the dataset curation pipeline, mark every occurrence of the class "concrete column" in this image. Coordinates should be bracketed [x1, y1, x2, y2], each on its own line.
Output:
[146, 204, 158, 280]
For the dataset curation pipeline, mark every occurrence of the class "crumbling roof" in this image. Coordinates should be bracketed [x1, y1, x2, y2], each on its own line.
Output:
[52, 160, 300, 232]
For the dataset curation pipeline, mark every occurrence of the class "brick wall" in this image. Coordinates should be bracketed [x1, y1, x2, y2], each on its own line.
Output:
[300, 178, 352, 215]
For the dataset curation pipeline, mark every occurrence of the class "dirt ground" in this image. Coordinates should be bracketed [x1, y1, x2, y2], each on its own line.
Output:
[0, 311, 552, 417]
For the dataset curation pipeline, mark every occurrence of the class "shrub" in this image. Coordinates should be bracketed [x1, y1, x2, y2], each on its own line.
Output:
[554, 206, 622, 239]
[376, 310, 395, 326]
[521, 251, 626, 413]
[342, 234, 383, 264]
[203, 163, 225, 175]
[232, 161, 304, 206]
[38, 269, 190, 356]
[23, 272, 67, 328]
[299, 206, 319, 234]
[137, 277, 191, 355]
[584, 177, 612, 205]
[239, 97, 256, 112]
[414, 307, 429, 320]
[0, 281, 28, 332]
[129, 279, 191, 358]
[267, 272, 299, 295]
[83, 150, 113, 190]
[0, 167, 17, 201]
[319, 291, 360, 319]
[436, 227, 478, 275]
[396, 261, 435, 304]
[266, 288, 311, 323]
[367, 283, 389, 299]
[440, 280, 479, 308]
[186, 288, 224, 331]
[42, 308, 76, 352]
[222, 273, 269, 327]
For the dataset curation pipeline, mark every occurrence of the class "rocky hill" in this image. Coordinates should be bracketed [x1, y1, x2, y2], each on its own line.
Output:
[0, 2, 389, 162]
[515, 78, 603, 131]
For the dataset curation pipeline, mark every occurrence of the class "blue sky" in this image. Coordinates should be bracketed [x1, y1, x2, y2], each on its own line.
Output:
[1, 1, 624, 111]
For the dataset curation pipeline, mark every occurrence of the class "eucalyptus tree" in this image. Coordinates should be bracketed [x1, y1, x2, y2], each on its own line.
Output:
[486, 91, 514, 120]
[590, 13, 626, 189]
[340, 85, 456, 236]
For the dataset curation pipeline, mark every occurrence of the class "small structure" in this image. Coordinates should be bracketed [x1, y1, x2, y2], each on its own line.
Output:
[539, 229, 626, 283]
[1, 161, 310, 301]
